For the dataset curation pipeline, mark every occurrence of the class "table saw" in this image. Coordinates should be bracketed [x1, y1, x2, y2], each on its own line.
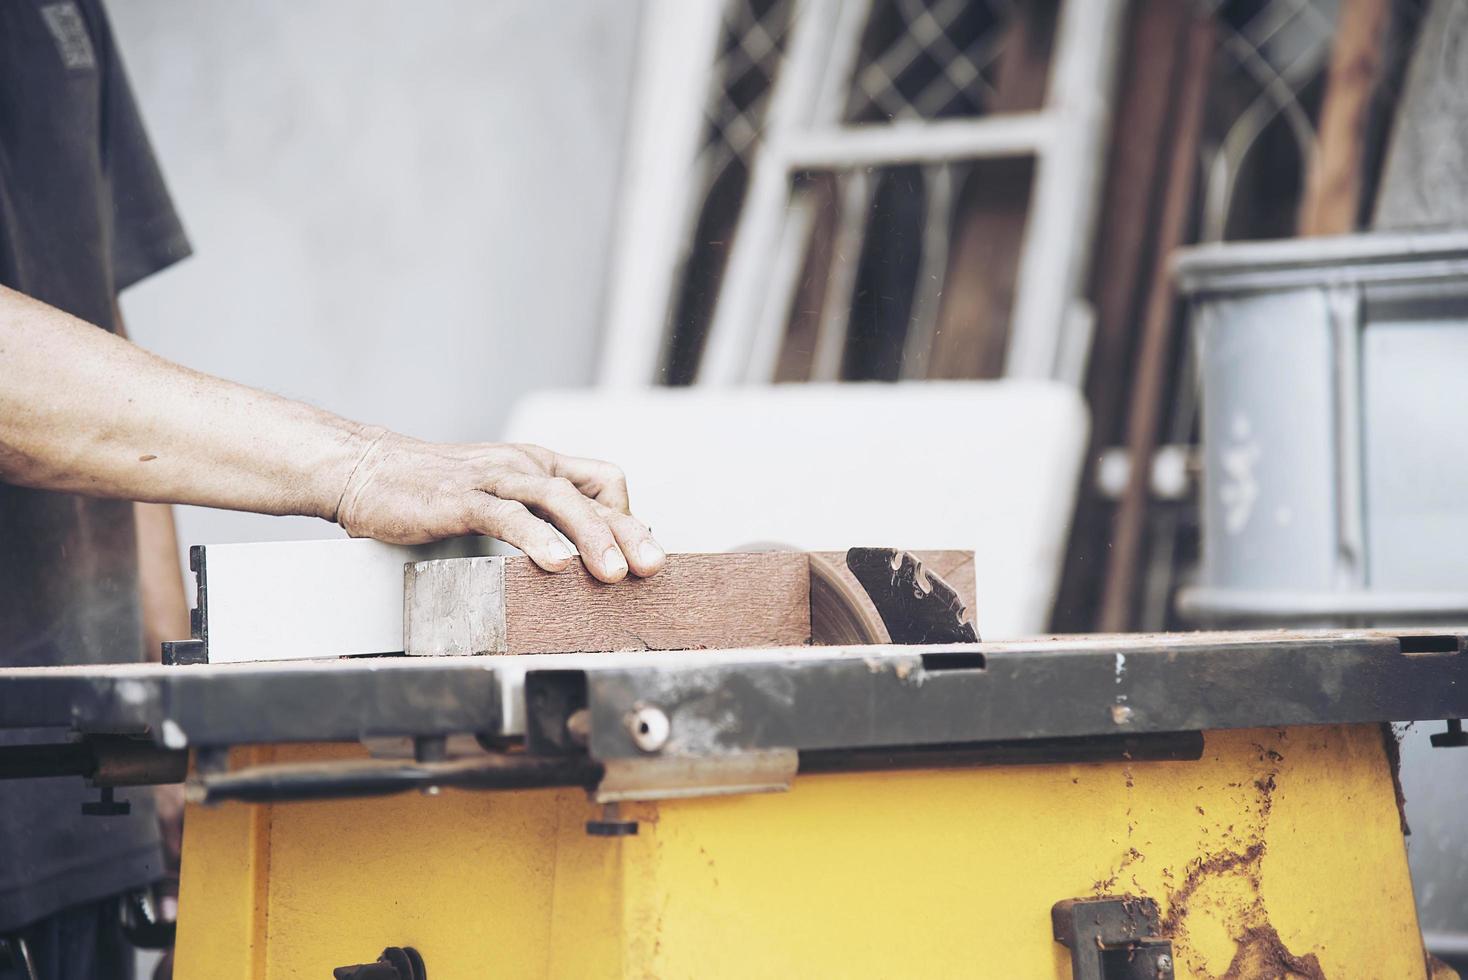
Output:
[0, 546, 1462, 979]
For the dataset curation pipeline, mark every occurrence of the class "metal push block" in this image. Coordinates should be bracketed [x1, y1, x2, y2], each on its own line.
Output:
[1052, 897, 1174, 980]
[332, 946, 427, 980]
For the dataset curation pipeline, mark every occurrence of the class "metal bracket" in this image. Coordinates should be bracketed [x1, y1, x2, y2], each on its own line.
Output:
[161, 545, 209, 665]
[595, 750, 799, 804]
[1052, 897, 1174, 980]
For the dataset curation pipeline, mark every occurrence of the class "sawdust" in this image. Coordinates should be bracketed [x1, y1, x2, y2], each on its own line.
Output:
[1091, 846, 1145, 894]
[1218, 924, 1326, 980]
[1426, 952, 1458, 979]
[1160, 735, 1329, 979]
[1379, 722, 1411, 837]
[1158, 841, 1267, 935]
[1083, 731, 1329, 979]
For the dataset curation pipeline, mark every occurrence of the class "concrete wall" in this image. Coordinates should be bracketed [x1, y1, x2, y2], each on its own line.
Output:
[110, 0, 641, 547]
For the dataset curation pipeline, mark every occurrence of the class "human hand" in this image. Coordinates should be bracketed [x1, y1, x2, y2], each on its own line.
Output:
[335, 432, 664, 583]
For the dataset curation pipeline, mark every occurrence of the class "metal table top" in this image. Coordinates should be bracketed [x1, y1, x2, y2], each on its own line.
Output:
[1, 629, 1462, 757]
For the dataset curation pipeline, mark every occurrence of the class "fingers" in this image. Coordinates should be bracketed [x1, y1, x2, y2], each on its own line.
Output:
[466, 497, 576, 573]
[593, 499, 665, 578]
[548, 452, 633, 515]
[489, 474, 633, 582]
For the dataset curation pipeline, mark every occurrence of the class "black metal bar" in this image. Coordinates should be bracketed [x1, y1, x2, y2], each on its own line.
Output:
[0, 742, 95, 779]
[0, 658, 505, 746]
[798, 732, 1205, 774]
[0, 738, 188, 785]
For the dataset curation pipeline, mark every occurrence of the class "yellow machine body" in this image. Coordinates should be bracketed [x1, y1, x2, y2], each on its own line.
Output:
[175, 724, 1437, 979]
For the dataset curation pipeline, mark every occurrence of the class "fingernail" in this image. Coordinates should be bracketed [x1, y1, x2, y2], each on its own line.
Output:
[548, 540, 573, 564]
[602, 546, 628, 576]
[639, 541, 665, 567]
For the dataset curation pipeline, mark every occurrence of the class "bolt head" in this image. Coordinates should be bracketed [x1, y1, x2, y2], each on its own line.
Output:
[626, 705, 671, 753]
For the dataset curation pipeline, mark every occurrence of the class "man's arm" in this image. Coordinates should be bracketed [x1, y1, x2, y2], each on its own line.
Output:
[0, 285, 663, 582]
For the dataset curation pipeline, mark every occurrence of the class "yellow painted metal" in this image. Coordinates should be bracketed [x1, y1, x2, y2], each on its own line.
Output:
[173, 747, 276, 980]
[174, 725, 1435, 979]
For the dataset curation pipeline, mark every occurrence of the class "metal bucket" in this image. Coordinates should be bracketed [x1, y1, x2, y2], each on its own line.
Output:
[1174, 230, 1468, 964]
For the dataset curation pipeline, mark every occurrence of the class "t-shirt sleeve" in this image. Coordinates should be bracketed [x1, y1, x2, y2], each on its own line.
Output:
[95, 4, 192, 292]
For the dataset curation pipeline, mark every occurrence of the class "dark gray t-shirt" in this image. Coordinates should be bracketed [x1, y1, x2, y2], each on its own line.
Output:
[0, 0, 191, 931]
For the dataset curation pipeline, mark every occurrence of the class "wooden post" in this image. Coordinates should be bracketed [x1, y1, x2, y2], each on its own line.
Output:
[1050, 0, 1192, 631]
[1097, 9, 1215, 634]
[1298, 0, 1393, 236]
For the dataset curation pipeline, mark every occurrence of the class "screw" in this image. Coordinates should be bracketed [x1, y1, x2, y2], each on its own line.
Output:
[626, 705, 670, 753]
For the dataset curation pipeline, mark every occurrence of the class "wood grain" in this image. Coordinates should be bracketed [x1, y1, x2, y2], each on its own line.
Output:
[501, 551, 810, 655]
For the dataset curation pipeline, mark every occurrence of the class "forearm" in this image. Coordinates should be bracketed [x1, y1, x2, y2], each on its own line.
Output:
[1, 285, 664, 582]
[0, 285, 370, 519]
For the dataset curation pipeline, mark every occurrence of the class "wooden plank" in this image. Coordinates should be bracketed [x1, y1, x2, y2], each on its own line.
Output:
[1051, 0, 1192, 632]
[1097, 8, 1216, 633]
[1298, 0, 1393, 235]
[407, 552, 812, 657]
[403, 556, 508, 657]
[504, 551, 809, 655]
